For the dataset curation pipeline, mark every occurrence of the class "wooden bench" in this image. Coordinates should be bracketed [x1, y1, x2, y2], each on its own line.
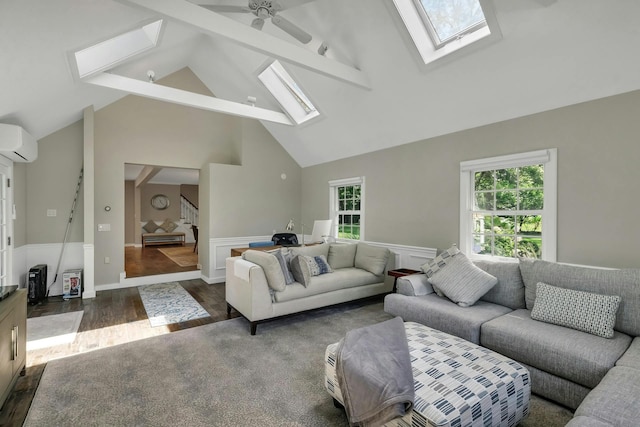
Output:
[142, 232, 186, 247]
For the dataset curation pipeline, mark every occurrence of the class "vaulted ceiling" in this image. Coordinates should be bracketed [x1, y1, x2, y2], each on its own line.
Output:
[2, 0, 640, 167]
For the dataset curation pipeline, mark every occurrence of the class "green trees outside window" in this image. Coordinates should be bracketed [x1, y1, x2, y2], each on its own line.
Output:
[473, 165, 544, 258]
[337, 184, 361, 240]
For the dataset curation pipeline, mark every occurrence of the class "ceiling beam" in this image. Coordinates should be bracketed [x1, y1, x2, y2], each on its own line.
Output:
[86, 73, 293, 125]
[135, 166, 163, 187]
[118, 0, 371, 90]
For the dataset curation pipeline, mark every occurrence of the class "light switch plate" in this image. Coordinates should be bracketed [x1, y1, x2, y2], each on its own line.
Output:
[97, 224, 111, 232]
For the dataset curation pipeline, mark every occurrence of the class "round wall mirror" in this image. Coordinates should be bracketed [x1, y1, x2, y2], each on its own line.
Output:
[151, 194, 170, 210]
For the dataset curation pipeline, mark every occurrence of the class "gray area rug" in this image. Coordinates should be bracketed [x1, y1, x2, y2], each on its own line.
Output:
[24, 301, 573, 426]
[138, 282, 209, 327]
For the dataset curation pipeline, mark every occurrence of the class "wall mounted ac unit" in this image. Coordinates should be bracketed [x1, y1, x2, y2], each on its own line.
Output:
[0, 124, 38, 162]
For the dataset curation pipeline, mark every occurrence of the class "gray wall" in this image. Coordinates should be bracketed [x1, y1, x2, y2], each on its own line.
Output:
[180, 184, 198, 208]
[140, 183, 181, 222]
[26, 121, 84, 244]
[210, 118, 302, 238]
[302, 90, 640, 269]
[93, 67, 241, 285]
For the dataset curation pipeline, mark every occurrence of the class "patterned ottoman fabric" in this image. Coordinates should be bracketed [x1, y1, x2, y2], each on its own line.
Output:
[325, 322, 530, 427]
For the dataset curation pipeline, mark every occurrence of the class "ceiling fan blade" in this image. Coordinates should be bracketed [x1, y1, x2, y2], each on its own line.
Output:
[251, 17, 265, 30]
[271, 15, 312, 44]
[199, 5, 252, 13]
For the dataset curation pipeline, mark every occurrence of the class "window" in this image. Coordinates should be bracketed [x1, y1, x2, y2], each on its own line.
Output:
[74, 20, 163, 79]
[414, 0, 487, 49]
[329, 177, 364, 241]
[460, 149, 557, 261]
[257, 60, 320, 125]
[392, 0, 500, 66]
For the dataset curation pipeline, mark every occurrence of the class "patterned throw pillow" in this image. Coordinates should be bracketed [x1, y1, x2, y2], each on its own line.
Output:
[531, 282, 621, 338]
[142, 220, 159, 234]
[159, 219, 178, 233]
[421, 245, 461, 297]
[427, 251, 498, 307]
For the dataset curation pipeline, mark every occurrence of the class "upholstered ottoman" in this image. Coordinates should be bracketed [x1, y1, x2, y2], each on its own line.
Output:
[325, 322, 530, 427]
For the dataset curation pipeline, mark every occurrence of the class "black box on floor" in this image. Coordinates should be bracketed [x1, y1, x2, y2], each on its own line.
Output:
[28, 264, 47, 305]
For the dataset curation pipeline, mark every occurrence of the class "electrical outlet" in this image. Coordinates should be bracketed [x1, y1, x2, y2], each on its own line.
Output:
[104, 257, 110, 264]
[47, 209, 57, 217]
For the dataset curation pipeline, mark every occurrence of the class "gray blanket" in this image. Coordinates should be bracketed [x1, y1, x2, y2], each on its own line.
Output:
[335, 316, 414, 427]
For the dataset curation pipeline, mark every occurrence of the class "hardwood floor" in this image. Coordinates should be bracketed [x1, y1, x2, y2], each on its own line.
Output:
[125, 244, 198, 278]
[0, 279, 239, 426]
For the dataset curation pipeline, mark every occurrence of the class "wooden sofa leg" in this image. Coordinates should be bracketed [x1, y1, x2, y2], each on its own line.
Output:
[226, 303, 232, 317]
[250, 322, 257, 336]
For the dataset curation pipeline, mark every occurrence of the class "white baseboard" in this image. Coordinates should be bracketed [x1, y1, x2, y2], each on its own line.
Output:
[95, 270, 203, 292]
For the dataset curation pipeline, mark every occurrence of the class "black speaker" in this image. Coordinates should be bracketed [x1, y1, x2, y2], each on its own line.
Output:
[28, 264, 47, 305]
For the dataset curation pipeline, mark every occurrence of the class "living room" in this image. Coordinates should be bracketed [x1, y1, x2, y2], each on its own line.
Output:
[2, 0, 640, 426]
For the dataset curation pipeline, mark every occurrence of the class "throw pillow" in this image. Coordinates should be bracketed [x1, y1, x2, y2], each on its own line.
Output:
[421, 245, 461, 297]
[312, 255, 333, 275]
[242, 250, 286, 292]
[272, 249, 295, 286]
[159, 219, 178, 233]
[354, 243, 390, 276]
[531, 282, 621, 338]
[427, 251, 498, 307]
[328, 243, 357, 269]
[142, 220, 159, 234]
[290, 255, 312, 287]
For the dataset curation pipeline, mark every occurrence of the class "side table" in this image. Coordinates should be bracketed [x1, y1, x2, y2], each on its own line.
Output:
[388, 268, 421, 292]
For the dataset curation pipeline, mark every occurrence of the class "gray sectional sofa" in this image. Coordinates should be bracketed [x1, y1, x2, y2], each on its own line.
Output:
[226, 242, 392, 334]
[384, 257, 640, 426]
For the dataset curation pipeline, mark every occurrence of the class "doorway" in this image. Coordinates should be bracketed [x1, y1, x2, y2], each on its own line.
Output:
[124, 164, 199, 278]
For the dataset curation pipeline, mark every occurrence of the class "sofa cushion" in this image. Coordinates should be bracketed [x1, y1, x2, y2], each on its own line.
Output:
[427, 252, 498, 307]
[354, 243, 390, 276]
[242, 250, 286, 292]
[531, 282, 621, 338]
[574, 366, 640, 427]
[474, 260, 526, 309]
[480, 309, 632, 389]
[290, 255, 312, 287]
[274, 268, 381, 303]
[291, 243, 330, 258]
[566, 416, 614, 427]
[519, 258, 640, 336]
[616, 337, 640, 369]
[327, 243, 357, 269]
[383, 293, 512, 344]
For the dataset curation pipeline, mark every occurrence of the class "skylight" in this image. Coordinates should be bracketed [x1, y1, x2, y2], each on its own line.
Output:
[414, 0, 486, 48]
[258, 60, 320, 125]
[74, 20, 163, 78]
[393, 0, 500, 66]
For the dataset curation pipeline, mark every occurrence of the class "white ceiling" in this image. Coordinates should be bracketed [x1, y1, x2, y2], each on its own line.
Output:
[124, 164, 200, 185]
[2, 0, 640, 168]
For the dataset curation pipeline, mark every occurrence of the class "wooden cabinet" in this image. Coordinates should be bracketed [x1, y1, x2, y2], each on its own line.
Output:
[0, 289, 26, 409]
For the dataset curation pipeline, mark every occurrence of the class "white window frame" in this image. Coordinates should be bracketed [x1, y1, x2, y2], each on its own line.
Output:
[392, 0, 501, 66]
[459, 149, 557, 262]
[412, 0, 487, 50]
[329, 177, 365, 241]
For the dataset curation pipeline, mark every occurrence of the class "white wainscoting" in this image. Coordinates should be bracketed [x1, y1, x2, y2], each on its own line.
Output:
[204, 236, 438, 284]
[16, 242, 85, 297]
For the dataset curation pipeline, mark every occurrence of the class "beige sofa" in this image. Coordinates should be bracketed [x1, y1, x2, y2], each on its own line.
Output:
[226, 242, 393, 334]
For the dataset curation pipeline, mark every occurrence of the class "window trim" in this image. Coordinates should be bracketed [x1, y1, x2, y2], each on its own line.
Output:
[329, 176, 365, 241]
[459, 149, 557, 262]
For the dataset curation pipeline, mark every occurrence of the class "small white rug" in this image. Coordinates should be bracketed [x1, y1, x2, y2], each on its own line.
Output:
[27, 311, 84, 351]
[138, 282, 210, 327]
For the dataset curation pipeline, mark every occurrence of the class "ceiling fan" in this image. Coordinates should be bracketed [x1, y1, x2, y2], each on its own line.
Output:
[199, 0, 312, 44]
